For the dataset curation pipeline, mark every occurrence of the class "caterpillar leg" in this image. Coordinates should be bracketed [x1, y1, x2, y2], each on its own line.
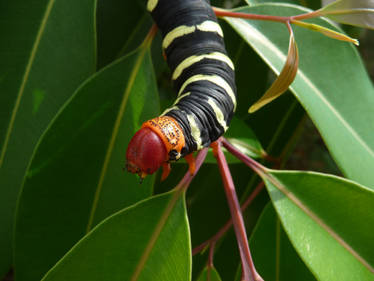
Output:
[185, 153, 196, 175]
[210, 141, 220, 158]
[161, 162, 171, 181]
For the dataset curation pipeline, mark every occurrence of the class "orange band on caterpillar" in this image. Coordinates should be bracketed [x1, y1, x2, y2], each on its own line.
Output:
[126, 116, 189, 181]
[141, 116, 185, 160]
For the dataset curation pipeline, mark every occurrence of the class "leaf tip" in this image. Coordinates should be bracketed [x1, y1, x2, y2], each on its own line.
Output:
[248, 104, 260, 113]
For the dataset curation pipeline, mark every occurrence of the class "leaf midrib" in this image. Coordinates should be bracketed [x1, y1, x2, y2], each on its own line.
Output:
[266, 171, 374, 274]
[85, 46, 149, 232]
[0, 0, 56, 168]
[130, 189, 184, 281]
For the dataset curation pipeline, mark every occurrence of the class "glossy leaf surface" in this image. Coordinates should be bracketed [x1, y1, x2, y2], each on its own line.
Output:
[225, 117, 266, 158]
[250, 203, 316, 281]
[220, 20, 305, 159]
[225, 4, 374, 188]
[319, 0, 374, 29]
[0, 0, 96, 276]
[263, 170, 374, 281]
[42, 190, 191, 281]
[15, 47, 159, 281]
[247, 0, 322, 9]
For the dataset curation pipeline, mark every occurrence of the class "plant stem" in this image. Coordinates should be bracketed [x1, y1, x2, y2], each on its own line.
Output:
[208, 241, 216, 268]
[213, 7, 290, 23]
[291, 10, 322, 21]
[213, 140, 263, 281]
[213, 7, 322, 23]
[222, 138, 267, 177]
[192, 181, 265, 255]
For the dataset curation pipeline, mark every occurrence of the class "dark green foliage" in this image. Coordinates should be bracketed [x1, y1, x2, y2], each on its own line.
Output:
[1, 1, 373, 281]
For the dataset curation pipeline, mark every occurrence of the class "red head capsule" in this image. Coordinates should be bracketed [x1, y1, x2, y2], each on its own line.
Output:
[126, 127, 167, 179]
[126, 116, 186, 181]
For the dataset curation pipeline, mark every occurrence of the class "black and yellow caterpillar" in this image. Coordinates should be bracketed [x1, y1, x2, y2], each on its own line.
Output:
[126, 0, 236, 179]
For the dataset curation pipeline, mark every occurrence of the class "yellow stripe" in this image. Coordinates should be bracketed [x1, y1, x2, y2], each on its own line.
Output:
[161, 105, 179, 116]
[187, 114, 203, 149]
[161, 92, 190, 116]
[178, 74, 236, 110]
[172, 52, 234, 80]
[162, 20, 223, 50]
[173, 91, 190, 105]
[207, 98, 228, 131]
[147, 0, 158, 11]
[197, 21, 223, 36]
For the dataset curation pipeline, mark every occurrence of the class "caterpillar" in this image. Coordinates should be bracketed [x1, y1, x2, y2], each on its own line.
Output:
[126, 0, 237, 180]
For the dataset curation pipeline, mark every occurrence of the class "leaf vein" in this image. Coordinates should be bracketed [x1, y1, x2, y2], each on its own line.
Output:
[0, 0, 56, 168]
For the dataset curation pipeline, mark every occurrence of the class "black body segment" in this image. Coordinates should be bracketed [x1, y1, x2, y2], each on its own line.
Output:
[147, 0, 237, 159]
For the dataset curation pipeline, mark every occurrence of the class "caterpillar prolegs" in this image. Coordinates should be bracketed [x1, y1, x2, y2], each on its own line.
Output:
[126, 0, 237, 180]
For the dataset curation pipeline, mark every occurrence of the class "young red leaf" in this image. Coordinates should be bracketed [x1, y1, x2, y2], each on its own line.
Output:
[249, 25, 299, 113]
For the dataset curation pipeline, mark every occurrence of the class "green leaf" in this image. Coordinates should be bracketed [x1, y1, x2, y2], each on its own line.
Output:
[250, 203, 316, 281]
[220, 21, 305, 158]
[96, 0, 153, 68]
[222, 117, 267, 162]
[318, 0, 374, 30]
[14, 46, 159, 281]
[262, 170, 374, 281]
[196, 266, 222, 281]
[41, 189, 191, 281]
[225, 116, 266, 158]
[0, 0, 96, 276]
[246, 0, 322, 9]
[225, 3, 374, 188]
[226, 138, 265, 158]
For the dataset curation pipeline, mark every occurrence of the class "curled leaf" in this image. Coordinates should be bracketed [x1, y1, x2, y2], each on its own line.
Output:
[249, 26, 299, 113]
[292, 20, 359, 45]
[318, 0, 374, 30]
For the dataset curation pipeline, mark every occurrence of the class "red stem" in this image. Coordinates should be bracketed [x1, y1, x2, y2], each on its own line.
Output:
[213, 7, 322, 23]
[192, 181, 265, 255]
[291, 10, 322, 21]
[222, 138, 267, 176]
[214, 139, 263, 281]
[214, 7, 289, 23]
[208, 241, 216, 268]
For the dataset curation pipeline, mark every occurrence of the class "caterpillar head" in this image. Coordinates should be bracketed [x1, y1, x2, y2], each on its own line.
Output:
[126, 116, 185, 181]
[126, 127, 168, 180]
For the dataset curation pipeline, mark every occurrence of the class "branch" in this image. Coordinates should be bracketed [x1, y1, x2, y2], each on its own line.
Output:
[212, 139, 263, 281]
[213, 6, 322, 23]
